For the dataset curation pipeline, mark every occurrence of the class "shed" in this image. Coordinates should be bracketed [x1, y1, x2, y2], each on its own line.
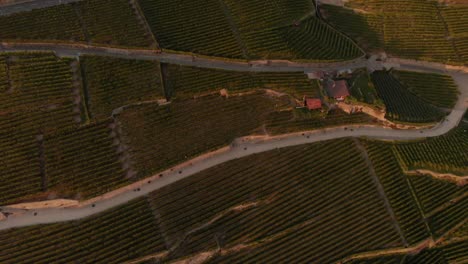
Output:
[304, 97, 322, 110]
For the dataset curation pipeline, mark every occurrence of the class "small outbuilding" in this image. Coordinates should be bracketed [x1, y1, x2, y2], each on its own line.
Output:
[326, 80, 350, 101]
[304, 97, 322, 110]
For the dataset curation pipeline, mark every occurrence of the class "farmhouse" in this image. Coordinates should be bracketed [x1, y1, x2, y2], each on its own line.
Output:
[304, 97, 322, 110]
[326, 80, 350, 101]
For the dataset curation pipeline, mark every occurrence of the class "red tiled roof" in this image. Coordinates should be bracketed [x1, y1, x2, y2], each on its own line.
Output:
[305, 98, 322, 110]
[326, 80, 350, 98]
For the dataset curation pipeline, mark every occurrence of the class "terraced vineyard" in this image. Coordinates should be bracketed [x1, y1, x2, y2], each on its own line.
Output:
[117, 92, 279, 178]
[363, 141, 430, 245]
[320, 4, 384, 50]
[371, 71, 445, 123]
[149, 139, 402, 262]
[139, 0, 363, 60]
[409, 174, 467, 214]
[266, 108, 375, 135]
[76, 0, 151, 47]
[138, 0, 243, 58]
[323, 0, 463, 63]
[0, 4, 85, 42]
[392, 70, 459, 108]
[441, 6, 468, 62]
[0, 198, 167, 264]
[242, 16, 363, 60]
[164, 64, 321, 99]
[43, 120, 129, 199]
[80, 55, 164, 120]
[392, 123, 468, 175]
[428, 195, 467, 238]
[0, 52, 78, 205]
[0, 0, 150, 47]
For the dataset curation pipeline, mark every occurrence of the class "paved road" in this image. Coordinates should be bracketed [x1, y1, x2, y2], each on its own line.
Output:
[0, 42, 368, 73]
[0, 43, 466, 230]
[0, 0, 82, 16]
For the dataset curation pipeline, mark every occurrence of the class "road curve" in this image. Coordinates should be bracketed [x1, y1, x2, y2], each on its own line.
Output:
[0, 43, 467, 230]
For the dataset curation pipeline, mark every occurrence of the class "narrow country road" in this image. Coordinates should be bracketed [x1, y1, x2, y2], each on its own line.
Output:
[0, 42, 467, 230]
[0, 0, 83, 16]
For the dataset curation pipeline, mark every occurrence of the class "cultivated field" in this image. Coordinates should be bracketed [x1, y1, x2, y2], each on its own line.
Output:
[371, 71, 445, 123]
[323, 0, 465, 64]
[0, 52, 78, 205]
[408, 174, 466, 214]
[392, 123, 468, 175]
[138, 0, 363, 60]
[0, 0, 150, 47]
[148, 138, 402, 262]
[266, 108, 374, 135]
[163, 64, 321, 99]
[116, 92, 279, 178]
[0, 198, 166, 264]
[80, 55, 164, 120]
[43, 120, 129, 199]
[362, 141, 430, 245]
[391, 70, 459, 108]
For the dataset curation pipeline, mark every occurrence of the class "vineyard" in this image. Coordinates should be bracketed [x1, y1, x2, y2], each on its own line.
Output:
[441, 6, 468, 62]
[0, 52, 78, 205]
[266, 108, 375, 135]
[362, 141, 429, 245]
[428, 195, 467, 238]
[320, 4, 384, 50]
[323, 0, 464, 64]
[116, 92, 279, 178]
[163, 64, 320, 99]
[242, 16, 363, 61]
[138, 0, 243, 58]
[408, 174, 466, 214]
[391, 70, 458, 108]
[0, 197, 167, 264]
[76, 0, 151, 47]
[371, 71, 445, 123]
[148, 139, 402, 262]
[138, 0, 363, 60]
[0, 0, 150, 47]
[43, 120, 130, 199]
[80, 55, 164, 120]
[0, 4, 85, 42]
[392, 123, 468, 175]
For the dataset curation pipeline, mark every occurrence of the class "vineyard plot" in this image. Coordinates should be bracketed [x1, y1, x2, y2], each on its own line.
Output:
[116, 92, 278, 178]
[80, 55, 164, 120]
[392, 123, 468, 175]
[0, 0, 151, 47]
[0, 52, 78, 205]
[0, 198, 167, 264]
[149, 139, 403, 262]
[371, 71, 445, 123]
[391, 70, 459, 108]
[363, 141, 430, 245]
[408, 174, 467, 214]
[138, 0, 363, 60]
[163, 64, 321, 99]
[43, 120, 130, 199]
[323, 0, 462, 64]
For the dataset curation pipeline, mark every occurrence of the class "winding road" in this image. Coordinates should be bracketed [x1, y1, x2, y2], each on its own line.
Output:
[0, 42, 467, 231]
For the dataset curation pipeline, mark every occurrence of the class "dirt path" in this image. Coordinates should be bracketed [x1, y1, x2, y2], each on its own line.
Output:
[406, 170, 468, 186]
